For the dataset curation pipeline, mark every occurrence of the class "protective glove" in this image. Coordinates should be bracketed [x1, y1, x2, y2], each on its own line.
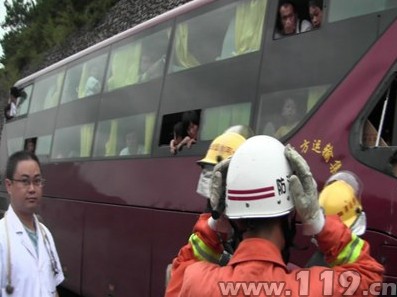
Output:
[207, 158, 233, 236]
[209, 157, 231, 219]
[285, 144, 325, 236]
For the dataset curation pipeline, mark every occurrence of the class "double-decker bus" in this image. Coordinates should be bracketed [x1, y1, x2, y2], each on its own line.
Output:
[1, 0, 397, 295]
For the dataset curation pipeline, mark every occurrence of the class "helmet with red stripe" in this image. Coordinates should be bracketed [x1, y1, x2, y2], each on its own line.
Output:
[225, 135, 294, 219]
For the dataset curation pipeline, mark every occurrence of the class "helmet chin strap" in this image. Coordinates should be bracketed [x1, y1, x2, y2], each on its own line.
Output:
[281, 213, 296, 264]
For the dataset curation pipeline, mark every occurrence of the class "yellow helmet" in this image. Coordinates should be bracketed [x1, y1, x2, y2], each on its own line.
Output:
[319, 180, 363, 228]
[197, 132, 246, 165]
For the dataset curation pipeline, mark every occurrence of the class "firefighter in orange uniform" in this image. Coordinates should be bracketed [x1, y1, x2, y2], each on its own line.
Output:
[165, 125, 253, 294]
[165, 135, 384, 297]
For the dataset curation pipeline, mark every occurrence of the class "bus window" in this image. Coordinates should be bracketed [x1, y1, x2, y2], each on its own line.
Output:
[105, 28, 170, 92]
[200, 102, 251, 140]
[257, 85, 328, 139]
[51, 123, 95, 159]
[30, 71, 65, 113]
[159, 110, 200, 153]
[329, 0, 397, 23]
[169, 0, 267, 72]
[34, 135, 52, 160]
[24, 138, 36, 153]
[362, 76, 397, 147]
[61, 53, 107, 103]
[7, 137, 23, 156]
[274, 0, 313, 39]
[93, 113, 155, 157]
[16, 85, 33, 117]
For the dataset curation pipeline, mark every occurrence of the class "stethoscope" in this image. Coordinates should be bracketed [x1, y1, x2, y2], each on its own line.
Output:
[4, 212, 60, 295]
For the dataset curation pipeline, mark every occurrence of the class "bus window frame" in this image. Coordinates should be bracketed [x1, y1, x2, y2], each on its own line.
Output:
[60, 47, 110, 104]
[29, 67, 67, 114]
[351, 69, 397, 177]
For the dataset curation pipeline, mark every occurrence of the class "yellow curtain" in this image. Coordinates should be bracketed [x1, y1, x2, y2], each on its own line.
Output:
[124, 42, 142, 87]
[201, 103, 251, 140]
[80, 124, 94, 157]
[144, 113, 155, 154]
[44, 73, 64, 109]
[105, 120, 118, 156]
[174, 23, 200, 69]
[235, 0, 267, 55]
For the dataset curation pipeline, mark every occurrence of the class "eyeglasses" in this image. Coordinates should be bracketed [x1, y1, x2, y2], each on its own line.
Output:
[10, 177, 46, 187]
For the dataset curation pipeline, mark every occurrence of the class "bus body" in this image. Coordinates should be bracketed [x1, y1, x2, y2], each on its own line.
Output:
[1, 0, 397, 295]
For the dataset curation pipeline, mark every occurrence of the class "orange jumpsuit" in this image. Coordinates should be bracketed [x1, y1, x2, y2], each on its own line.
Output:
[165, 214, 384, 297]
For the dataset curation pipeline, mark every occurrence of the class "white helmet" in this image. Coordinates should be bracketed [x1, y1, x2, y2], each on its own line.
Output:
[225, 135, 294, 219]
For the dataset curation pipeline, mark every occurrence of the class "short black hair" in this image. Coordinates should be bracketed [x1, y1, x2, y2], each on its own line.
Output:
[309, 0, 323, 9]
[10, 86, 20, 98]
[173, 121, 187, 138]
[5, 151, 41, 180]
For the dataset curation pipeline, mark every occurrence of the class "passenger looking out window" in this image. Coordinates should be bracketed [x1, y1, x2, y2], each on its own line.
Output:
[166, 110, 200, 155]
[24, 138, 36, 153]
[4, 87, 20, 121]
[274, 1, 312, 38]
[309, 0, 323, 29]
[84, 65, 101, 96]
[119, 131, 145, 156]
[263, 97, 301, 139]
[139, 52, 166, 82]
[169, 122, 186, 155]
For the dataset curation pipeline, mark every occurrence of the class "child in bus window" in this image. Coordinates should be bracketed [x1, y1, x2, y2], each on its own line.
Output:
[170, 121, 186, 155]
[182, 110, 199, 146]
[140, 53, 166, 82]
[84, 65, 101, 96]
[169, 111, 200, 155]
[274, 97, 300, 139]
[309, 0, 323, 29]
[119, 131, 145, 156]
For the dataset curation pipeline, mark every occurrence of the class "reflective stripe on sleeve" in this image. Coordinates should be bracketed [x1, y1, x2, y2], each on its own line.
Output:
[189, 234, 221, 264]
[330, 233, 365, 266]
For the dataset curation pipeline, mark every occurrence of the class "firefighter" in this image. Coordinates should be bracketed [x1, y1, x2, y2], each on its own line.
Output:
[166, 135, 383, 297]
[165, 125, 253, 291]
[306, 171, 366, 267]
[195, 125, 254, 210]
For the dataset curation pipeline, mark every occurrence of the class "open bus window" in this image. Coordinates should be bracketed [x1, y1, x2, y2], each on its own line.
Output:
[24, 138, 36, 153]
[51, 123, 95, 159]
[7, 137, 23, 156]
[169, 0, 266, 73]
[105, 28, 170, 92]
[200, 102, 251, 141]
[61, 54, 107, 103]
[33, 135, 52, 162]
[16, 85, 33, 117]
[274, 0, 316, 39]
[30, 71, 65, 113]
[328, 0, 397, 23]
[257, 85, 328, 139]
[160, 110, 200, 154]
[93, 113, 155, 158]
[362, 76, 397, 148]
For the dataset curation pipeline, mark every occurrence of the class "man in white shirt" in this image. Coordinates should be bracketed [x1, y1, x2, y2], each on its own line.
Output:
[0, 151, 64, 297]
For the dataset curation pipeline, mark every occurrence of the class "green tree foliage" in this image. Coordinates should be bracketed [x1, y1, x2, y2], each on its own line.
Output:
[0, 0, 117, 96]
